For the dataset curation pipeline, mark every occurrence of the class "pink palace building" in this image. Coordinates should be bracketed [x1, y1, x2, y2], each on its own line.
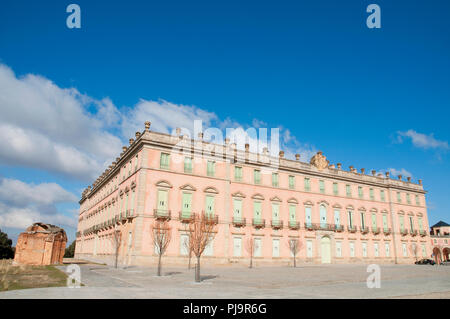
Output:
[75, 121, 432, 266]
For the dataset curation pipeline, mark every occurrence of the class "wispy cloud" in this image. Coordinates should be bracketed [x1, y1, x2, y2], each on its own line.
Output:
[396, 129, 449, 150]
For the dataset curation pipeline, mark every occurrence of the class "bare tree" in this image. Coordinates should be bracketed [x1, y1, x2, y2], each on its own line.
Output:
[183, 234, 193, 269]
[288, 239, 302, 268]
[151, 220, 172, 276]
[109, 228, 122, 269]
[189, 213, 217, 282]
[244, 237, 256, 269]
[409, 243, 418, 262]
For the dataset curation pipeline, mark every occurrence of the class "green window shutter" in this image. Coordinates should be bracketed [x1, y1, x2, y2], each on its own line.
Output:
[205, 195, 214, 216]
[380, 190, 385, 201]
[233, 199, 242, 218]
[272, 173, 279, 187]
[319, 180, 325, 193]
[346, 185, 351, 197]
[160, 153, 169, 169]
[305, 207, 312, 226]
[348, 211, 353, 228]
[184, 157, 192, 173]
[235, 167, 242, 181]
[182, 193, 192, 216]
[254, 201, 262, 220]
[304, 178, 310, 191]
[370, 188, 374, 200]
[289, 205, 296, 222]
[360, 212, 365, 228]
[382, 214, 388, 230]
[358, 186, 363, 199]
[333, 183, 338, 195]
[272, 203, 279, 221]
[415, 195, 420, 205]
[397, 192, 401, 203]
[399, 215, 404, 230]
[157, 190, 168, 210]
[371, 213, 377, 228]
[406, 193, 411, 204]
[409, 216, 414, 232]
[254, 170, 261, 184]
[418, 217, 423, 231]
[289, 176, 295, 189]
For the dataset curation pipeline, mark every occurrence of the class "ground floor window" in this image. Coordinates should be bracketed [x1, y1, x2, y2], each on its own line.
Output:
[421, 244, 426, 257]
[336, 241, 342, 257]
[402, 243, 407, 257]
[385, 242, 390, 257]
[254, 238, 262, 257]
[204, 236, 214, 256]
[233, 237, 242, 257]
[362, 242, 367, 258]
[374, 243, 379, 257]
[306, 240, 313, 258]
[272, 239, 280, 257]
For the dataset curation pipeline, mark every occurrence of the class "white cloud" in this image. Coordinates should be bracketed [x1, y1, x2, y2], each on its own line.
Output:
[381, 168, 413, 178]
[0, 178, 78, 229]
[0, 64, 123, 181]
[397, 130, 449, 150]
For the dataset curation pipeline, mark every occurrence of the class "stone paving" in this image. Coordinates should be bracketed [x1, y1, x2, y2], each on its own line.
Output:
[1, 263, 450, 298]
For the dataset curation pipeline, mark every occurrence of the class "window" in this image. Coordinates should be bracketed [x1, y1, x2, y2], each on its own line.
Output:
[380, 190, 385, 202]
[272, 173, 279, 187]
[233, 237, 242, 257]
[181, 193, 192, 216]
[184, 157, 193, 173]
[369, 188, 374, 200]
[336, 241, 342, 257]
[358, 186, 363, 199]
[348, 211, 354, 228]
[288, 175, 295, 189]
[333, 182, 338, 195]
[128, 160, 132, 176]
[254, 238, 262, 257]
[289, 205, 296, 222]
[233, 199, 242, 218]
[204, 236, 214, 256]
[371, 213, 377, 229]
[272, 239, 280, 257]
[346, 184, 352, 197]
[306, 240, 313, 258]
[207, 161, 215, 177]
[254, 169, 261, 184]
[160, 153, 170, 169]
[360, 212, 366, 229]
[205, 195, 215, 216]
[418, 217, 423, 232]
[350, 242, 355, 257]
[253, 201, 262, 221]
[406, 193, 411, 204]
[385, 243, 390, 257]
[272, 203, 280, 222]
[234, 166, 243, 181]
[319, 180, 325, 194]
[304, 178, 311, 191]
[409, 216, 414, 232]
[374, 243, 379, 257]
[421, 244, 426, 257]
[399, 215, 404, 231]
[397, 192, 401, 203]
[402, 243, 407, 257]
[157, 190, 168, 212]
[305, 206, 312, 226]
[362, 242, 367, 257]
[135, 155, 138, 171]
[415, 195, 420, 206]
[180, 234, 189, 256]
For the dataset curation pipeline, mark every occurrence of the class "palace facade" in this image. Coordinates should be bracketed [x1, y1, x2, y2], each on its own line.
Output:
[75, 121, 432, 266]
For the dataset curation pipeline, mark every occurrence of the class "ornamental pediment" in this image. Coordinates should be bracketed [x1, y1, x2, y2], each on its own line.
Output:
[270, 196, 282, 202]
[252, 193, 265, 200]
[287, 197, 299, 204]
[204, 186, 219, 194]
[232, 191, 246, 198]
[179, 184, 197, 191]
[155, 180, 173, 189]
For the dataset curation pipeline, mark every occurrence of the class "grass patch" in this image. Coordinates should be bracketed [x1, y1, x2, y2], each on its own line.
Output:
[0, 259, 68, 291]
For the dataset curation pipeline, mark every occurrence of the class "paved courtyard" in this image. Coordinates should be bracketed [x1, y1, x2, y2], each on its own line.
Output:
[1, 262, 450, 298]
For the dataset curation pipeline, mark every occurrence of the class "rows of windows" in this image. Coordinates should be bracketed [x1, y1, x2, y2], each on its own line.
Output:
[159, 152, 422, 206]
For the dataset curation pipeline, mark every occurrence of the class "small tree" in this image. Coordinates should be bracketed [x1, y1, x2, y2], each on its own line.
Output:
[151, 220, 172, 276]
[288, 239, 302, 267]
[189, 214, 217, 282]
[408, 243, 419, 262]
[0, 229, 14, 260]
[183, 234, 193, 269]
[109, 228, 122, 268]
[244, 237, 257, 268]
[64, 240, 76, 258]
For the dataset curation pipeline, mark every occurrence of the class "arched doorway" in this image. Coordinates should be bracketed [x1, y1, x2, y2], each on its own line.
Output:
[443, 248, 450, 262]
[433, 247, 442, 264]
[321, 237, 331, 264]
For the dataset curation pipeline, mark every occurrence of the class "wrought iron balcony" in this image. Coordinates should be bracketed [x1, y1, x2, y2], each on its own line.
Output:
[202, 212, 219, 224]
[252, 218, 265, 229]
[288, 221, 300, 230]
[383, 227, 391, 235]
[371, 227, 380, 235]
[400, 229, 408, 236]
[334, 224, 344, 232]
[360, 226, 370, 234]
[304, 223, 316, 231]
[410, 229, 418, 236]
[419, 230, 427, 237]
[121, 211, 127, 221]
[232, 217, 246, 227]
[347, 225, 357, 233]
[153, 209, 171, 221]
[271, 220, 283, 230]
[179, 211, 196, 223]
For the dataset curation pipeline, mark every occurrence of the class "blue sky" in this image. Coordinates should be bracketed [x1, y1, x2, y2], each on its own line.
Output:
[0, 0, 449, 244]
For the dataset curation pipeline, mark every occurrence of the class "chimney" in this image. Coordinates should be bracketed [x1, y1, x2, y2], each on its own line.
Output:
[397, 175, 402, 180]
[329, 164, 335, 169]
[144, 121, 151, 131]
[337, 163, 342, 170]
[360, 168, 365, 174]
[295, 154, 300, 161]
[371, 170, 376, 176]
[349, 165, 354, 172]
[279, 151, 284, 158]
[129, 138, 134, 145]
[245, 143, 249, 152]
[135, 132, 141, 139]
[122, 146, 127, 152]
[385, 172, 390, 178]
[418, 179, 422, 185]
[407, 176, 411, 182]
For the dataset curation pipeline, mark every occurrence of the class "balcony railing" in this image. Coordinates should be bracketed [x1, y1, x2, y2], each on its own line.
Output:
[371, 227, 380, 235]
[252, 218, 265, 229]
[383, 228, 391, 235]
[202, 212, 219, 224]
[360, 226, 370, 234]
[233, 217, 246, 227]
[271, 220, 283, 230]
[288, 221, 300, 230]
[304, 223, 317, 231]
[334, 224, 344, 232]
[179, 211, 196, 223]
[419, 230, 427, 237]
[400, 229, 408, 236]
[410, 229, 418, 237]
[153, 209, 171, 221]
[347, 225, 357, 233]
